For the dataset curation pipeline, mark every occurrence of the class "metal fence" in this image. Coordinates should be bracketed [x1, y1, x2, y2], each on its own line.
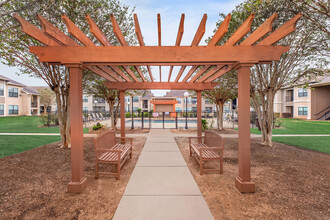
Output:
[41, 110, 260, 129]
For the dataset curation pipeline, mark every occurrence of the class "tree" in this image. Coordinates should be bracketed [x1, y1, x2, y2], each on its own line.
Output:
[0, 0, 136, 148]
[212, 0, 328, 146]
[84, 74, 120, 129]
[38, 87, 55, 114]
[201, 71, 237, 130]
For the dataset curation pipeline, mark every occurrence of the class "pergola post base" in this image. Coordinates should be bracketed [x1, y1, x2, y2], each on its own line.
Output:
[68, 177, 87, 193]
[235, 177, 255, 193]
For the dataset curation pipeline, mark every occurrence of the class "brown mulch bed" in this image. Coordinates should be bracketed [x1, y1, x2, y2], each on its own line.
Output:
[175, 136, 330, 220]
[88, 127, 150, 135]
[0, 136, 146, 219]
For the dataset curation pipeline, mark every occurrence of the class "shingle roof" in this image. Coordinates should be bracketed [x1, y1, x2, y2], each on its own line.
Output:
[23, 87, 40, 95]
[0, 74, 25, 87]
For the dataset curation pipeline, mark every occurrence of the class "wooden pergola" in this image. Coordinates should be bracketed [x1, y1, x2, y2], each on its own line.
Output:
[14, 12, 301, 193]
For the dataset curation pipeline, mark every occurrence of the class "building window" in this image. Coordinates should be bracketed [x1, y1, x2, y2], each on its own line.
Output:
[83, 107, 88, 112]
[298, 88, 308, 97]
[205, 99, 210, 104]
[0, 104, 4, 115]
[176, 107, 181, 112]
[298, 107, 308, 116]
[205, 107, 212, 113]
[0, 85, 4, 96]
[191, 98, 197, 104]
[8, 87, 18, 97]
[192, 107, 197, 112]
[184, 97, 190, 104]
[9, 105, 18, 115]
[133, 107, 139, 111]
[93, 97, 105, 103]
[133, 97, 139, 102]
[176, 98, 181, 104]
[83, 96, 88, 102]
[93, 106, 105, 112]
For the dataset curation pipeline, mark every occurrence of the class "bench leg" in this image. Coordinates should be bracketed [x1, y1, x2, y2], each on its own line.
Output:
[95, 161, 99, 179]
[116, 162, 120, 180]
[130, 147, 132, 159]
[220, 158, 223, 174]
[189, 145, 192, 157]
[200, 158, 203, 175]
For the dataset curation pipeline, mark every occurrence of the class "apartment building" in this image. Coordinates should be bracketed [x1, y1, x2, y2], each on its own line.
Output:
[274, 75, 330, 120]
[164, 90, 216, 113]
[0, 74, 40, 117]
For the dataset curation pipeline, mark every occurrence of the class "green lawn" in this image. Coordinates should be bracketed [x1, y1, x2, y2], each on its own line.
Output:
[248, 119, 330, 153]
[0, 135, 61, 158]
[272, 136, 330, 154]
[251, 118, 330, 135]
[0, 116, 88, 157]
[0, 116, 88, 133]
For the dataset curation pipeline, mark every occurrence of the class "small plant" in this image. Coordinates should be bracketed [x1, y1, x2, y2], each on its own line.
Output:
[92, 122, 104, 130]
[274, 117, 284, 127]
[125, 112, 131, 118]
[201, 119, 208, 131]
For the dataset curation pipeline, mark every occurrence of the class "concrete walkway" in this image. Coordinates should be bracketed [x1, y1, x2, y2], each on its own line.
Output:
[113, 129, 214, 220]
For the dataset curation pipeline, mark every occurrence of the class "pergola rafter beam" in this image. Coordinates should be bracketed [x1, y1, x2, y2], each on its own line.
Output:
[13, 14, 60, 46]
[168, 14, 185, 82]
[37, 14, 78, 46]
[105, 82, 218, 90]
[182, 14, 207, 83]
[205, 64, 236, 82]
[258, 13, 302, 45]
[208, 14, 231, 46]
[85, 65, 117, 82]
[189, 65, 212, 82]
[197, 65, 224, 82]
[224, 13, 255, 46]
[157, 14, 162, 82]
[110, 14, 145, 82]
[241, 13, 277, 46]
[62, 14, 94, 46]
[134, 14, 154, 82]
[85, 14, 112, 46]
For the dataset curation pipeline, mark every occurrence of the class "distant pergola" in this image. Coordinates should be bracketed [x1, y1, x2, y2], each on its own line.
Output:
[14, 12, 301, 193]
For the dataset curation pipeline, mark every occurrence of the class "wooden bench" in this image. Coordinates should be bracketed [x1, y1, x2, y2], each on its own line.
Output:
[93, 130, 133, 180]
[188, 130, 224, 175]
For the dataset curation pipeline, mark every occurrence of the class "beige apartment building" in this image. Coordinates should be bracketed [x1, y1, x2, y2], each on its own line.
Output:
[81, 90, 217, 113]
[0, 75, 40, 117]
[274, 75, 330, 120]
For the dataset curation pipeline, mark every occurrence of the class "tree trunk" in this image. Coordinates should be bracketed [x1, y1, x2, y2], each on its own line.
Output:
[54, 86, 70, 149]
[264, 91, 275, 146]
[109, 100, 115, 129]
[217, 101, 224, 130]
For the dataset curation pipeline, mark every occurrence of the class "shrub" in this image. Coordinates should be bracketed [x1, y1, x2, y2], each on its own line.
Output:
[274, 117, 284, 127]
[282, 113, 292, 118]
[201, 119, 208, 131]
[39, 113, 59, 126]
[143, 112, 149, 117]
[274, 112, 281, 118]
[125, 112, 131, 117]
[92, 122, 104, 130]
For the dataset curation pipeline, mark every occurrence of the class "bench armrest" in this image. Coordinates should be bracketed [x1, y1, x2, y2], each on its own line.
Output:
[188, 136, 205, 145]
[116, 137, 133, 145]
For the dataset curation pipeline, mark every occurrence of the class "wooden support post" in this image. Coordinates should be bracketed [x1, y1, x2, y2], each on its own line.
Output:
[67, 65, 86, 193]
[120, 90, 126, 139]
[235, 64, 255, 193]
[196, 90, 202, 139]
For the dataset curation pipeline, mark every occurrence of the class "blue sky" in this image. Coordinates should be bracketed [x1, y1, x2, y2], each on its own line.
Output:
[0, 0, 242, 95]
